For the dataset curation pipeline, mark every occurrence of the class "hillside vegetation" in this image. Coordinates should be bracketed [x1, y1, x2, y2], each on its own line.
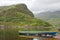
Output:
[36, 11, 60, 27]
[0, 4, 52, 29]
[47, 18, 60, 27]
[0, 4, 52, 40]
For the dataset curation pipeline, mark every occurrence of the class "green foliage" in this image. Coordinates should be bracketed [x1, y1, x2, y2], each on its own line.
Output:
[0, 4, 52, 40]
[0, 4, 52, 27]
[47, 18, 60, 27]
[36, 11, 60, 28]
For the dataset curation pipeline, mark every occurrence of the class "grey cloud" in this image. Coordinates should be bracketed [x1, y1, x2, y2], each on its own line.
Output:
[0, 0, 60, 14]
[0, 0, 28, 6]
[26, 0, 60, 13]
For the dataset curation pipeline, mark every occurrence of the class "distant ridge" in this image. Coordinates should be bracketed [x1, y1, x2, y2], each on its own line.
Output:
[36, 11, 60, 27]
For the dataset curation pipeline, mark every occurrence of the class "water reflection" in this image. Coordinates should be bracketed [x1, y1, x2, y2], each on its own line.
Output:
[33, 38, 39, 40]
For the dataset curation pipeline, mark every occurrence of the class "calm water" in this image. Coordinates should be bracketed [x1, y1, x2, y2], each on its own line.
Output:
[33, 38, 39, 40]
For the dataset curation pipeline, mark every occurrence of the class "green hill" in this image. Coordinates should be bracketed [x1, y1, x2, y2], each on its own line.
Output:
[0, 4, 52, 29]
[0, 4, 52, 40]
[36, 11, 60, 27]
[47, 18, 60, 27]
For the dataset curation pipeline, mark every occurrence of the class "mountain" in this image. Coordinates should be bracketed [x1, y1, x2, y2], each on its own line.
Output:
[0, 4, 52, 31]
[0, 4, 34, 17]
[36, 11, 60, 27]
[0, 4, 53, 40]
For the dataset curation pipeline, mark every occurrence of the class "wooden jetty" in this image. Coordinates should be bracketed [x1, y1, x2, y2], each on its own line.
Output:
[19, 31, 58, 40]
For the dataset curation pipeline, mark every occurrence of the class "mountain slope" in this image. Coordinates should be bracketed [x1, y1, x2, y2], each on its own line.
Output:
[0, 4, 52, 31]
[0, 4, 53, 40]
[36, 11, 60, 27]
[0, 4, 34, 17]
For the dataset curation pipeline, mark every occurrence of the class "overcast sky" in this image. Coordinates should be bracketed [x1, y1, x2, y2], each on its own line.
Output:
[0, 0, 60, 14]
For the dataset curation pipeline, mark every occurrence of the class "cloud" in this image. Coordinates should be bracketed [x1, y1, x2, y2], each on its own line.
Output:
[0, 0, 60, 13]
[0, 0, 28, 6]
[27, 0, 60, 13]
